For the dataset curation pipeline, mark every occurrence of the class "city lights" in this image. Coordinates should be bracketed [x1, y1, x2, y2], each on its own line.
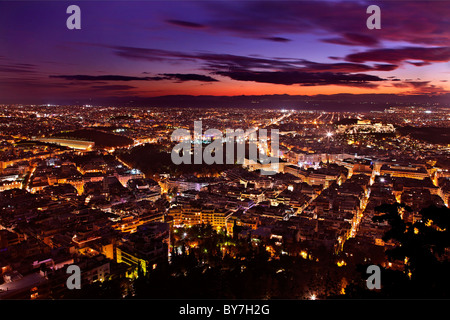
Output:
[0, 82, 448, 304]
[0, 0, 449, 305]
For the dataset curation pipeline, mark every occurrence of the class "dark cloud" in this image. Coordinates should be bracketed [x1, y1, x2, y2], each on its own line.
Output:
[322, 33, 379, 47]
[99, 45, 398, 88]
[299, 60, 397, 73]
[50, 75, 156, 81]
[392, 82, 410, 88]
[215, 70, 384, 87]
[90, 85, 137, 90]
[160, 73, 218, 82]
[406, 61, 432, 67]
[408, 83, 447, 95]
[405, 81, 431, 88]
[107, 44, 398, 74]
[105, 45, 300, 70]
[197, 53, 299, 71]
[345, 46, 450, 64]
[0, 63, 37, 74]
[373, 64, 398, 71]
[391, 80, 430, 89]
[50, 73, 218, 83]
[199, 1, 365, 41]
[166, 19, 206, 29]
[390, 80, 448, 95]
[111, 47, 183, 63]
[198, 1, 450, 46]
[262, 37, 292, 43]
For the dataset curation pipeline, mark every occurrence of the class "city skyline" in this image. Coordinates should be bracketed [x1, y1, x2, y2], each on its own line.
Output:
[0, 1, 449, 106]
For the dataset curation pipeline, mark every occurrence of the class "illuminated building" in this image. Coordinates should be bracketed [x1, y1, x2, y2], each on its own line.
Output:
[168, 205, 233, 230]
[112, 212, 164, 233]
[336, 120, 395, 134]
[37, 138, 95, 150]
[0, 179, 23, 191]
[116, 223, 170, 278]
[380, 163, 429, 180]
[226, 212, 259, 236]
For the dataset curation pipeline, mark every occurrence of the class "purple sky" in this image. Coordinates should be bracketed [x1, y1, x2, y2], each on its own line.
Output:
[0, 1, 449, 105]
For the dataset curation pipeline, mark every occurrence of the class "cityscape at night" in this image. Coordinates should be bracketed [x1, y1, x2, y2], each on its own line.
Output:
[0, 0, 449, 310]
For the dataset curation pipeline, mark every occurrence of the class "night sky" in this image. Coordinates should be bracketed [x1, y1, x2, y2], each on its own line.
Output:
[0, 1, 449, 105]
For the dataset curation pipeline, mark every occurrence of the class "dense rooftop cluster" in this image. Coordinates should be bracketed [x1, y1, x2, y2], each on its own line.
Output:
[0, 104, 449, 299]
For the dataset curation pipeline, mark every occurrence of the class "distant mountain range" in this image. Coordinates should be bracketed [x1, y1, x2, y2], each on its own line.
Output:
[9, 92, 449, 111]
[65, 93, 450, 111]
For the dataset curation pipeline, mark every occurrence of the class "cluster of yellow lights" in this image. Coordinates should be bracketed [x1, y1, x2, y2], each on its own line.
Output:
[336, 260, 346, 267]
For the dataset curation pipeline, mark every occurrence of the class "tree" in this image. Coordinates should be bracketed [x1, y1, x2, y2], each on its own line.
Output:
[370, 203, 450, 298]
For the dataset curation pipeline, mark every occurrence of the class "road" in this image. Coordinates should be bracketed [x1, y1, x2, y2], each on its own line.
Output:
[244, 111, 293, 139]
